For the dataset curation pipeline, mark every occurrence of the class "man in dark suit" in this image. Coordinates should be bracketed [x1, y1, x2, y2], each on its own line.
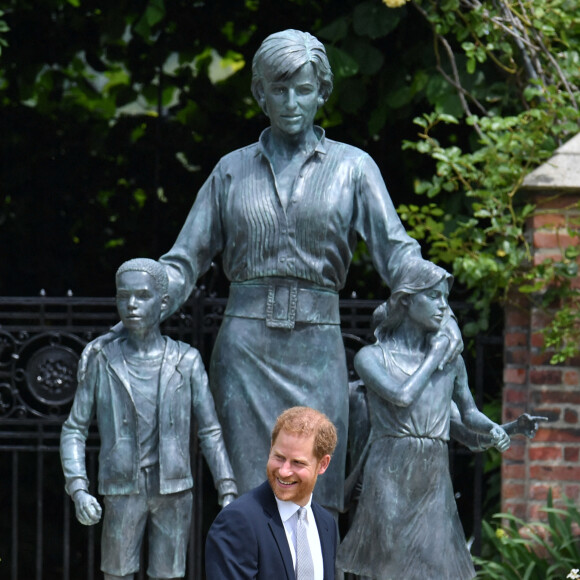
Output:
[205, 406, 338, 579]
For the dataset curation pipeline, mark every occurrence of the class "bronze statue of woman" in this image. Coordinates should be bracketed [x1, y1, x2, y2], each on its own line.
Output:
[81, 30, 462, 515]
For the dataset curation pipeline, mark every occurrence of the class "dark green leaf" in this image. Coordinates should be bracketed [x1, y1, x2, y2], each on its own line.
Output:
[317, 17, 350, 43]
[353, 1, 401, 39]
[325, 45, 359, 79]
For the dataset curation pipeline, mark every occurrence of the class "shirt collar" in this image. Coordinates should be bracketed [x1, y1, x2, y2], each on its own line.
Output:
[256, 126, 328, 160]
[274, 496, 313, 524]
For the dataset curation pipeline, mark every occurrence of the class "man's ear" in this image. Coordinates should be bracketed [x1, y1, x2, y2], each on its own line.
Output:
[317, 454, 331, 475]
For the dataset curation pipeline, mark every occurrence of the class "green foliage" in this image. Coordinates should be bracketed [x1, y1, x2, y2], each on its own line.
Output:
[0, 10, 8, 55]
[0, 0, 579, 367]
[0, 0, 326, 295]
[400, 107, 552, 336]
[0, 0, 448, 296]
[353, 0, 401, 38]
[396, 0, 580, 358]
[474, 491, 580, 579]
[521, 239, 580, 364]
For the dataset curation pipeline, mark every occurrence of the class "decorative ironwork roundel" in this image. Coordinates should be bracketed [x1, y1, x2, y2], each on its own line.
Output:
[25, 345, 79, 406]
[0, 382, 15, 416]
[0, 331, 16, 368]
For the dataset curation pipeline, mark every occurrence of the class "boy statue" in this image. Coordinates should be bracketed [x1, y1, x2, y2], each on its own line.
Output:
[60, 258, 237, 580]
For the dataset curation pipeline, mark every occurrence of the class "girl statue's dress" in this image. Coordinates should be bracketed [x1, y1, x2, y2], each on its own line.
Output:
[336, 344, 476, 579]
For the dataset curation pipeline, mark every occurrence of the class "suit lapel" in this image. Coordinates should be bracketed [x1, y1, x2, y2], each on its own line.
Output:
[261, 483, 296, 580]
[312, 502, 334, 580]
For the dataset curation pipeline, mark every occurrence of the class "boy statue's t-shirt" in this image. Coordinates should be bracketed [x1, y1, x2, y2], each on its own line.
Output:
[123, 350, 163, 469]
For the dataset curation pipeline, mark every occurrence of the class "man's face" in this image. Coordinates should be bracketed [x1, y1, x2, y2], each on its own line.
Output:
[407, 279, 449, 333]
[116, 270, 167, 332]
[266, 429, 330, 507]
[262, 62, 321, 138]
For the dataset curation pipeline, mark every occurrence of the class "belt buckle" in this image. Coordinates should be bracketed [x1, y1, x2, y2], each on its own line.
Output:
[266, 281, 298, 329]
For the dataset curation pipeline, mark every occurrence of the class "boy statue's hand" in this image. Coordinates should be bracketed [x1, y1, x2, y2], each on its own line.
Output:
[73, 490, 102, 526]
[220, 493, 236, 508]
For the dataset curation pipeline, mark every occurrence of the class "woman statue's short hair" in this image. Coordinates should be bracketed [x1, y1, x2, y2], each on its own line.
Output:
[251, 29, 334, 107]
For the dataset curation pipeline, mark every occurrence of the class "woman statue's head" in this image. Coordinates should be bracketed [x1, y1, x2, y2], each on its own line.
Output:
[373, 259, 453, 340]
[251, 29, 333, 111]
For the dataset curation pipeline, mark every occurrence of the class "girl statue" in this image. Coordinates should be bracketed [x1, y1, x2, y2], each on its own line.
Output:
[336, 259, 510, 580]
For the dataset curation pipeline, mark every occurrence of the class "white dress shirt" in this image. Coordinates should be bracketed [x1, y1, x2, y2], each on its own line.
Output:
[275, 496, 324, 580]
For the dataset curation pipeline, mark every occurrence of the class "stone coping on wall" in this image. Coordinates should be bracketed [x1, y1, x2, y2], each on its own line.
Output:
[522, 132, 580, 192]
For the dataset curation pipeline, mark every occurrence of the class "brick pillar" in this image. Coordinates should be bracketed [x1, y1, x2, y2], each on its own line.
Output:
[502, 190, 580, 521]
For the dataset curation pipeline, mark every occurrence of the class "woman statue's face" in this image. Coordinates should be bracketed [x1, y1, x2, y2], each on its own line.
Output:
[262, 62, 321, 139]
[407, 279, 449, 333]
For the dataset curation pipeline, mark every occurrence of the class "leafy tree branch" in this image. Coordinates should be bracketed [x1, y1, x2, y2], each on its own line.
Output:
[397, 0, 580, 359]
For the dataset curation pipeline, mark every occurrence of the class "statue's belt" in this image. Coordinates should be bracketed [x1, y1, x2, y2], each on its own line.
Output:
[225, 280, 340, 329]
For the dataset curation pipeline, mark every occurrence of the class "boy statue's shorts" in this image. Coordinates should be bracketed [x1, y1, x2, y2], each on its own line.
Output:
[101, 464, 193, 578]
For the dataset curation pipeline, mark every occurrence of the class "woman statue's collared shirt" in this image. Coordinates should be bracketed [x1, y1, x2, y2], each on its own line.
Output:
[160, 127, 420, 315]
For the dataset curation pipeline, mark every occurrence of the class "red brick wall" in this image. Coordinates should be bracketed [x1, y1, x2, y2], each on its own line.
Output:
[502, 193, 580, 520]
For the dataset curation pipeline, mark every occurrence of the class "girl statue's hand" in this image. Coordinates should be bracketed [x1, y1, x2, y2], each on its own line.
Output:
[490, 425, 511, 452]
[428, 333, 450, 363]
[437, 315, 463, 370]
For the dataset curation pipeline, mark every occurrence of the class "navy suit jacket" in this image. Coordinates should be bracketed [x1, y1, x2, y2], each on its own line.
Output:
[205, 481, 338, 579]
